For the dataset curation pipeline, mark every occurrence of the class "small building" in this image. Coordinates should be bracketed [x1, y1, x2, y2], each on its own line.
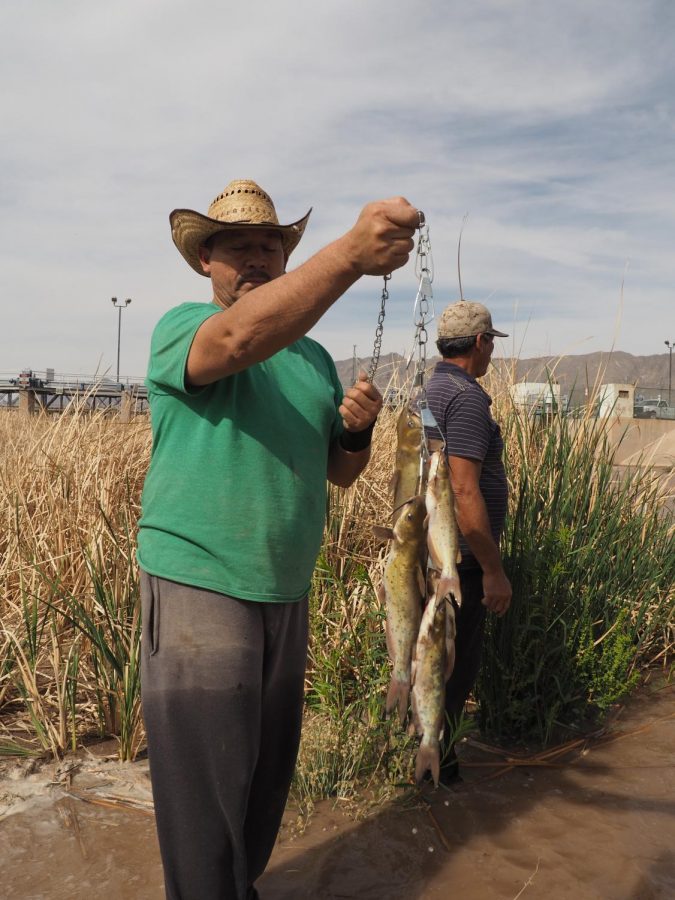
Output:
[597, 383, 634, 418]
[510, 381, 561, 415]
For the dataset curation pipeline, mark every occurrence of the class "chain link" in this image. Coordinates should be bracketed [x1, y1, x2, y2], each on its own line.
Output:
[415, 213, 434, 284]
[367, 211, 432, 387]
[411, 215, 437, 477]
[366, 274, 389, 385]
[413, 216, 434, 399]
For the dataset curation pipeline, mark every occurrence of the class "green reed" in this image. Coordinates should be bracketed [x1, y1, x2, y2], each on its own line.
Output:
[477, 402, 674, 743]
[36, 507, 143, 761]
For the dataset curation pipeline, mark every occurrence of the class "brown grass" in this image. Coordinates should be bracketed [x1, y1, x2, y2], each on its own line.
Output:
[1, 356, 672, 769]
[0, 409, 150, 756]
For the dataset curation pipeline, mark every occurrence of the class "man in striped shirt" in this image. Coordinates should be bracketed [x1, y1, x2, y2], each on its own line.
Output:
[426, 300, 512, 783]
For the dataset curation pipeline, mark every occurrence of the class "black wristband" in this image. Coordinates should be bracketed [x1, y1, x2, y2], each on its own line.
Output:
[339, 422, 375, 452]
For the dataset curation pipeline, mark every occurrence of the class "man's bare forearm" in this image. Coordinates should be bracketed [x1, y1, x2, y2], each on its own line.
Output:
[449, 454, 512, 615]
[448, 455, 505, 575]
[187, 199, 417, 385]
[187, 239, 362, 384]
[453, 485, 504, 575]
[326, 442, 371, 488]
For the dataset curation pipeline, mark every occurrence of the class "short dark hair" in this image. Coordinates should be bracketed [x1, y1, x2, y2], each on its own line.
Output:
[437, 335, 477, 358]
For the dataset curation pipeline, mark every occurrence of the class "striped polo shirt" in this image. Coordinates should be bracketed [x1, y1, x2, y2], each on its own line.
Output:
[425, 361, 508, 571]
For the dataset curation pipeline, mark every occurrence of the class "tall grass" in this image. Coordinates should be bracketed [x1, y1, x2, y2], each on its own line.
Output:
[296, 515, 416, 802]
[293, 395, 671, 800]
[0, 409, 149, 760]
[477, 399, 674, 742]
[1, 366, 672, 789]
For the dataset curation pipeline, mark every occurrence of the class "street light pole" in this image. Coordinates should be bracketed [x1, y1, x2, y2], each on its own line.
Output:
[111, 297, 132, 382]
[665, 340, 673, 407]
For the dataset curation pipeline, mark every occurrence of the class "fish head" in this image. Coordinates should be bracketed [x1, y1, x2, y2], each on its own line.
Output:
[423, 569, 448, 636]
[429, 598, 446, 639]
[393, 495, 426, 543]
[426, 567, 440, 596]
[396, 406, 422, 454]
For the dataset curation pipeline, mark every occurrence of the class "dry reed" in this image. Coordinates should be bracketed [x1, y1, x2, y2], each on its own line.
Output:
[1, 355, 672, 788]
[0, 408, 150, 759]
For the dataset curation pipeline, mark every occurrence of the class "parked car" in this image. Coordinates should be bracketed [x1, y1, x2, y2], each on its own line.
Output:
[634, 398, 672, 419]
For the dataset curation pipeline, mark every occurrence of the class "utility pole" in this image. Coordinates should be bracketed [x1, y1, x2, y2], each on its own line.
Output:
[111, 297, 132, 382]
[665, 340, 673, 407]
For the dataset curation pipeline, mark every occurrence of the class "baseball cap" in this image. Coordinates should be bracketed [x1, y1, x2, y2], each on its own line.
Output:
[437, 301, 508, 339]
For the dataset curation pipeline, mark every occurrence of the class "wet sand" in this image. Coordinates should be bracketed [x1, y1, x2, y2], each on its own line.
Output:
[2, 682, 673, 899]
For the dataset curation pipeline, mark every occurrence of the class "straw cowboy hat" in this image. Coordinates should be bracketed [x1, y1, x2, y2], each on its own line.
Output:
[170, 179, 312, 276]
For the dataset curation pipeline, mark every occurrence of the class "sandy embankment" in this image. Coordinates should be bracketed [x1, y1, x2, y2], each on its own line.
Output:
[1, 682, 673, 899]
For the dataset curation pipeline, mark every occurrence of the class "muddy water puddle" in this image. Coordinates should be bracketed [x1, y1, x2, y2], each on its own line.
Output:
[0, 755, 163, 899]
[2, 684, 674, 899]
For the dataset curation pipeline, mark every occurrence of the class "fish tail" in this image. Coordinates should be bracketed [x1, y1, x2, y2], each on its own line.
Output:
[415, 740, 440, 786]
[386, 678, 410, 724]
[438, 571, 461, 606]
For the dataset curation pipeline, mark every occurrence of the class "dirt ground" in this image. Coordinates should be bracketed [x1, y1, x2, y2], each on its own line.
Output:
[1, 680, 673, 900]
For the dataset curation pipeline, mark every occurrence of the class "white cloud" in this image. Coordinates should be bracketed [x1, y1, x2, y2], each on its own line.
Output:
[1, 0, 673, 380]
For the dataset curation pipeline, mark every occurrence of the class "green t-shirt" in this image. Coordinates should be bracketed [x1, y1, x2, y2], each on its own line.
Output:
[137, 302, 344, 602]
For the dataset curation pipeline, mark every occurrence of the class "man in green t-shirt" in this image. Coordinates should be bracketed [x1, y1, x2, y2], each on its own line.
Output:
[138, 179, 419, 900]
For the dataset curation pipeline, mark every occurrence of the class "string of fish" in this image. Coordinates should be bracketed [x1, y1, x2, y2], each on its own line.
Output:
[373, 214, 463, 787]
[408, 217, 460, 783]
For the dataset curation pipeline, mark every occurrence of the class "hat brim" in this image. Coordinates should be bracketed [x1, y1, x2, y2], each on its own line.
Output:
[170, 207, 312, 276]
[487, 328, 509, 337]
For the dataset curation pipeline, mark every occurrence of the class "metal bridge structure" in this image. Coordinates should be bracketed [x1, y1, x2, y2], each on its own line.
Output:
[0, 369, 148, 419]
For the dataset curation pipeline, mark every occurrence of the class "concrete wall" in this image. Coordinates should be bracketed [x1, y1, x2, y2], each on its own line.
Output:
[575, 418, 675, 519]
[600, 417, 675, 467]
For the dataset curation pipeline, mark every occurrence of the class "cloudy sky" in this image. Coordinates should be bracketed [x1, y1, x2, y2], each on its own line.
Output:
[2, 0, 674, 381]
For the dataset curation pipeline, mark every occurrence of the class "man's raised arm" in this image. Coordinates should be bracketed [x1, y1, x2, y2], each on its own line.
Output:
[186, 198, 418, 385]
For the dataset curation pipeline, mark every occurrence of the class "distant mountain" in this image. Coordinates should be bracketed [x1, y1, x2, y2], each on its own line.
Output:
[336, 350, 673, 404]
[493, 351, 672, 403]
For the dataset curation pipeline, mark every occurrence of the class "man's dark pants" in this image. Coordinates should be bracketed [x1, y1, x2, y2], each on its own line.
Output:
[442, 567, 487, 769]
[140, 572, 308, 900]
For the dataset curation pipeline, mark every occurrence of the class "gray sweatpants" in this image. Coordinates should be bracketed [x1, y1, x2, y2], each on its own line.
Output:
[140, 572, 309, 900]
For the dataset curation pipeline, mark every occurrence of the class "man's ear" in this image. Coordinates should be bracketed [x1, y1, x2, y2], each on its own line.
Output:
[198, 244, 211, 275]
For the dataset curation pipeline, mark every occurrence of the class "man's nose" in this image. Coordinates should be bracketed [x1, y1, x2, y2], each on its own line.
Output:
[244, 246, 267, 267]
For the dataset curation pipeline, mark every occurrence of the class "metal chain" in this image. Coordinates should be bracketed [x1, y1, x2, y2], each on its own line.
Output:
[414, 212, 434, 284]
[367, 274, 390, 385]
[413, 214, 434, 399]
[367, 211, 431, 387]
[411, 213, 437, 479]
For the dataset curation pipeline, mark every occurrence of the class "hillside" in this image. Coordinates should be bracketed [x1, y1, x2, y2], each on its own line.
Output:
[335, 350, 672, 404]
